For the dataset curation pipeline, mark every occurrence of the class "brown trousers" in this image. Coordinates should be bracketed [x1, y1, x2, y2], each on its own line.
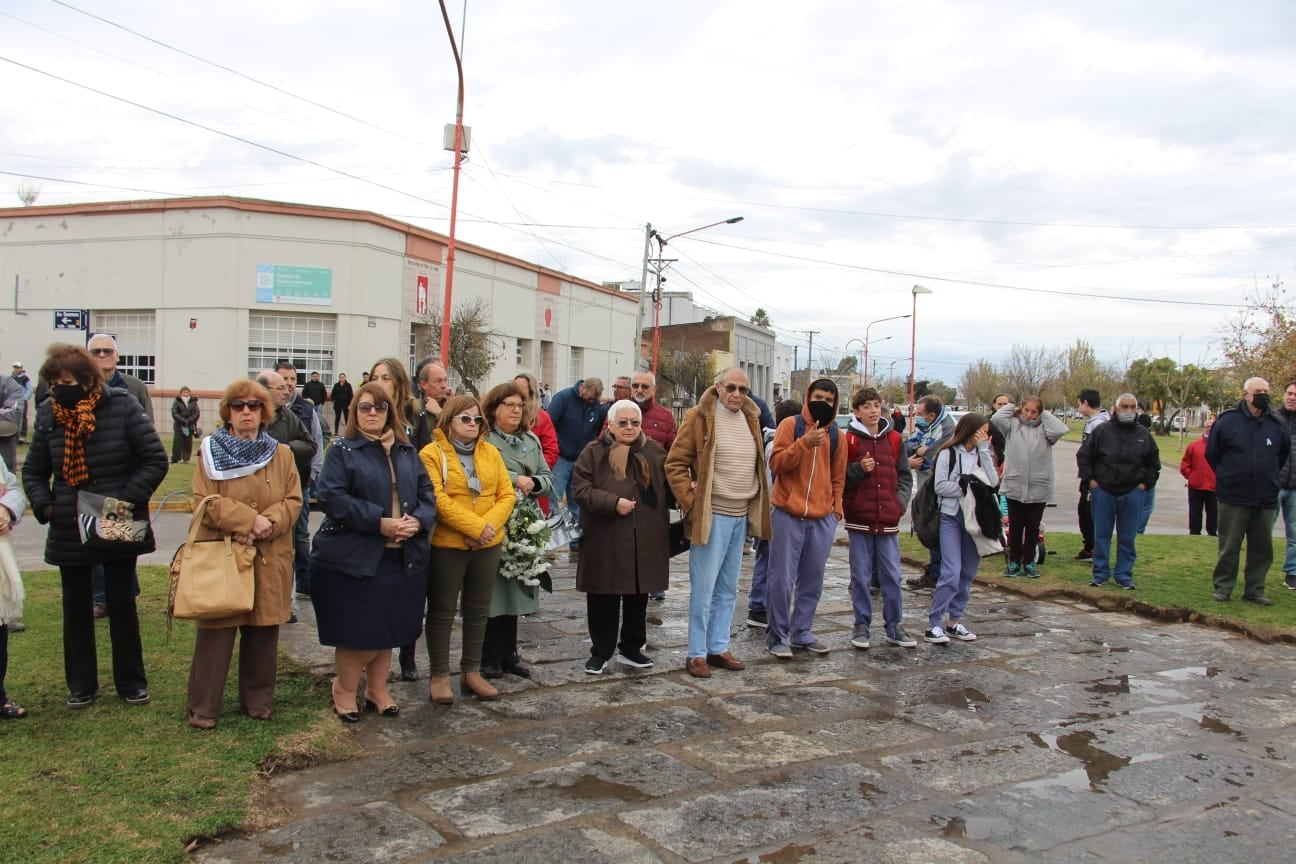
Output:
[187, 625, 280, 721]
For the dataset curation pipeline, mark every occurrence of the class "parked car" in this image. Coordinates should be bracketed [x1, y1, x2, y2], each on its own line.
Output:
[1171, 415, 1187, 431]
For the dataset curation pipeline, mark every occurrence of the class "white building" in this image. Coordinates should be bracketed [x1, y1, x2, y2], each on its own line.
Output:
[0, 197, 640, 425]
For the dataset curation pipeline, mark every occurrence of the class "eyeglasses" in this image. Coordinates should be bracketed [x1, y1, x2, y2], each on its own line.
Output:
[722, 384, 750, 395]
[630, 383, 652, 390]
[615, 419, 642, 427]
[88, 348, 115, 356]
[355, 401, 390, 414]
[455, 414, 485, 425]
[229, 400, 263, 412]
[501, 401, 523, 410]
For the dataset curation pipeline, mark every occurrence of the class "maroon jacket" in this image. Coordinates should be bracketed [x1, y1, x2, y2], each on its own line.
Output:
[604, 397, 677, 451]
[842, 417, 912, 533]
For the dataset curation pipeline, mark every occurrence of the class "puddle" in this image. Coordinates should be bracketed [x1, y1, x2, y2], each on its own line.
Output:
[738, 843, 818, 863]
[645, 616, 663, 626]
[1086, 676, 1131, 695]
[551, 775, 649, 802]
[1199, 715, 1245, 739]
[929, 687, 991, 711]
[1159, 666, 1222, 681]
[1024, 729, 1166, 793]
[934, 814, 1012, 839]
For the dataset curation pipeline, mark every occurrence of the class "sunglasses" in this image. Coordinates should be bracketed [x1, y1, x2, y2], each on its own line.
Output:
[455, 414, 485, 425]
[355, 401, 390, 414]
[229, 399, 263, 412]
[722, 384, 750, 395]
[630, 383, 652, 390]
[88, 348, 115, 356]
[615, 419, 642, 427]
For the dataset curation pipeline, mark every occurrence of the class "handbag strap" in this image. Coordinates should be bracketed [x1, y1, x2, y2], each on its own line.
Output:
[183, 495, 222, 555]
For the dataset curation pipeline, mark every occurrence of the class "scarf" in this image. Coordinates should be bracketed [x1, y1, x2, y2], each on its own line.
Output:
[451, 437, 482, 497]
[201, 427, 279, 480]
[51, 385, 102, 487]
[604, 429, 655, 506]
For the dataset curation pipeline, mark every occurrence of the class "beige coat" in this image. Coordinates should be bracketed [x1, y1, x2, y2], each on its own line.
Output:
[665, 387, 772, 545]
[190, 446, 302, 628]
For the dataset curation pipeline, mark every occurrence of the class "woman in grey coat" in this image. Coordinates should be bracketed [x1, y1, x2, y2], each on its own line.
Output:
[991, 398, 1068, 577]
[481, 382, 553, 680]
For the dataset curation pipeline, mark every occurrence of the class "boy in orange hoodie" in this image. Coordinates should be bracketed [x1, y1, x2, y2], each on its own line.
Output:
[765, 378, 848, 657]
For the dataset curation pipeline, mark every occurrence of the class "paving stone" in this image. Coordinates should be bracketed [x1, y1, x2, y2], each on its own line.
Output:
[439, 827, 663, 863]
[1099, 750, 1289, 807]
[484, 675, 700, 721]
[196, 801, 443, 863]
[620, 763, 926, 862]
[681, 716, 936, 773]
[714, 685, 874, 723]
[881, 734, 1078, 792]
[499, 705, 729, 761]
[420, 751, 714, 839]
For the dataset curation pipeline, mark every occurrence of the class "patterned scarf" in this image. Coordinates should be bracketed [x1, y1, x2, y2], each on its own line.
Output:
[51, 386, 102, 487]
[201, 427, 279, 480]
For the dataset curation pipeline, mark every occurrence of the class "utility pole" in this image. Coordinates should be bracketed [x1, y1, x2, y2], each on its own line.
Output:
[804, 330, 819, 376]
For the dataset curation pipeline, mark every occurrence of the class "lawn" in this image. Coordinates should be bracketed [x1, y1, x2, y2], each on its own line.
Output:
[0, 567, 356, 864]
[898, 531, 1296, 640]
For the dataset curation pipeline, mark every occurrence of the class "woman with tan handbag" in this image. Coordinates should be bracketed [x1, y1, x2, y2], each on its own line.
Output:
[421, 395, 515, 704]
[186, 379, 301, 729]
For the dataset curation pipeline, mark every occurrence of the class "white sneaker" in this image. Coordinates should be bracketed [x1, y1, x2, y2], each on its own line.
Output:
[924, 626, 950, 644]
[947, 622, 977, 641]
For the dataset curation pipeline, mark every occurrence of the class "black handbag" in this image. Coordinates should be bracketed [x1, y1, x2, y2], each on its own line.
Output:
[668, 509, 690, 557]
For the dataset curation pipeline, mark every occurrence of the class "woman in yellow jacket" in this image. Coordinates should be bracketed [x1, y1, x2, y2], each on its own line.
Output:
[420, 395, 515, 703]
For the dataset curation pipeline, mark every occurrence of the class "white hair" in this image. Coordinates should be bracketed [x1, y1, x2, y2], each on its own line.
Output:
[1243, 376, 1269, 393]
[1116, 392, 1138, 406]
[608, 399, 642, 422]
[715, 365, 748, 386]
[632, 370, 656, 386]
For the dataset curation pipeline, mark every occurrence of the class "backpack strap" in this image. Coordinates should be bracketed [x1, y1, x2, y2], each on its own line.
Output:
[794, 414, 839, 458]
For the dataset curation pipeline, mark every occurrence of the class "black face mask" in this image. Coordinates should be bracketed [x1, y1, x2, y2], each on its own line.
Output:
[1253, 393, 1271, 412]
[807, 400, 836, 428]
[52, 384, 87, 409]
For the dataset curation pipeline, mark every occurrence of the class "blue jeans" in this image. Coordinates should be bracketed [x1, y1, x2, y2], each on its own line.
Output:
[848, 532, 903, 633]
[1090, 485, 1145, 586]
[1136, 483, 1156, 534]
[749, 537, 769, 612]
[1277, 489, 1296, 575]
[765, 509, 836, 646]
[930, 514, 978, 628]
[553, 456, 580, 528]
[687, 513, 748, 657]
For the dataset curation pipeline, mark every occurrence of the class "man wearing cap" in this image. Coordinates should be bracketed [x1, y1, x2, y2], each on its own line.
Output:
[9, 362, 32, 445]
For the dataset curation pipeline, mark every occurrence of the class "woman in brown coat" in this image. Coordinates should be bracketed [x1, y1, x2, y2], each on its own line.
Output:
[571, 399, 670, 674]
[186, 379, 302, 729]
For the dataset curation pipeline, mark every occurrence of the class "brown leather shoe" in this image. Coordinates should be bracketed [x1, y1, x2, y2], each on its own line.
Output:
[706, 650, 745, 671]
[428, 676, 454, 705]
[685, 657, 712, 678]
[460, 671, 499, 701]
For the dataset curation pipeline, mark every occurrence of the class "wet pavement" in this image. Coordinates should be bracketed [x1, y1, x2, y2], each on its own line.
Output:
[190, 541, 1296, 864]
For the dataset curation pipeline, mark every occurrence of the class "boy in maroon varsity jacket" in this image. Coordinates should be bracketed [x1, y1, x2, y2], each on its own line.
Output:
[843, 388, 915, 649]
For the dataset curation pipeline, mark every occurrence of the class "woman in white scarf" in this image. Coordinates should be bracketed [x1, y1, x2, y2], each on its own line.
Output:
[0, 456, 29, 719]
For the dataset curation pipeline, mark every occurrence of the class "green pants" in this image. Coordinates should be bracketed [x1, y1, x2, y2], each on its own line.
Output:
[425, 544, 504, 676]
[1211, 502, 1275, 599]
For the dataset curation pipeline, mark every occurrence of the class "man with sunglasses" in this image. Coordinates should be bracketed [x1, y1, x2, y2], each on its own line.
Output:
[86, 334, 153, 422]
[628, 371, 677, 451]
[667, 367, 770, 677]
[256, 370, 318, 618]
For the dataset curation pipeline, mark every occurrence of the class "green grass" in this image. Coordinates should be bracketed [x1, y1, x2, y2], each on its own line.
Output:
[899, 531, 1296, 639]
[0, 567, 354, 863]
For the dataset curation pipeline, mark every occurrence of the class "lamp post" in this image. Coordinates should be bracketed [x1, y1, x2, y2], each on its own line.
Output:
[844, 338, 865, 388]
[908, 285, 933, 423]
[862, 313, 911, 387]
[436, 0, 466, 369]
[645, 216, 744, 375]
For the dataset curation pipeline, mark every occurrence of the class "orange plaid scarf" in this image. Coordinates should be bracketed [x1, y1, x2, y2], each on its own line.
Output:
[51, 386, 101, 487]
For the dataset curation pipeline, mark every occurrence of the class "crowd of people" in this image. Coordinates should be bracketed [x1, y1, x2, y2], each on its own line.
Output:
[1, 343, 1292, 727]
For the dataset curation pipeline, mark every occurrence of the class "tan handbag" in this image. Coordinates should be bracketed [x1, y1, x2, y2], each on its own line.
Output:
[168, 494, 256, 625]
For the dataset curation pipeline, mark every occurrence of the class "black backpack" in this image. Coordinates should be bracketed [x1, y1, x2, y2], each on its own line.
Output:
[910, 449, 956, 550]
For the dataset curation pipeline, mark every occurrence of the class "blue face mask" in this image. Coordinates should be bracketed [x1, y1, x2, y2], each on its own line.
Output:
[916, 417, 931, 431]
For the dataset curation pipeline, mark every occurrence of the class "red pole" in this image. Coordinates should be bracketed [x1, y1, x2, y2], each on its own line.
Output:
[438, 0, 465, 370]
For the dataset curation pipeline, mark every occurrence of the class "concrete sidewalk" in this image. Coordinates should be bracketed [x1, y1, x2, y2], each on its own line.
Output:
[195, 543, 1296, 864]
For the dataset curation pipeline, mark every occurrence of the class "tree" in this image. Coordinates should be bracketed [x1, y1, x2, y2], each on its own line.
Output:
[927, 380, 957, 405]
[959, 358, 1003, 409]
[834, 354, 858, 376]
[1000, 344, 1062, 400]
[416, 297, 499, 397]
[15, 183, 39, 206]
[1219, 277, 1291, 389]
[659, 350, 715, 406]
[750, 308, 772, 329]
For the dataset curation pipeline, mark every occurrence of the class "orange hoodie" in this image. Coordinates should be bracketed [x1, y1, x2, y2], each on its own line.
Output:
[769, 378, 847, 519]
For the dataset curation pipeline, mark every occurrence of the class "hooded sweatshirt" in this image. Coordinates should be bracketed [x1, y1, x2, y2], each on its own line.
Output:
[843, 414, 913, 533]
[769, 378, 848, 520]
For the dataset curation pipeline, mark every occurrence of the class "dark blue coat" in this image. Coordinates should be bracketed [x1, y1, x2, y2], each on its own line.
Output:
[546, 381, 608, 460]
[1206, 399, 1290, 507]
[310, 435, 437, 578]
[23, 386, 168, 566]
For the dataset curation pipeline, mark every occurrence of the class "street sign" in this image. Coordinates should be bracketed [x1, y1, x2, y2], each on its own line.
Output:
[54, 309, 85, 330]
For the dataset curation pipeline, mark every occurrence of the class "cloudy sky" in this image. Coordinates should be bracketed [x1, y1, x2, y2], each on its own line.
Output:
[3, 0, 1293, 386]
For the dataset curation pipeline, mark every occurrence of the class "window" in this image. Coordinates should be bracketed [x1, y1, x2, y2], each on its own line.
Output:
[248, 313, 336, 385]
[91, 311, 156, 384]
[516, 338, 531, 368]
[568, 347, 582, 384]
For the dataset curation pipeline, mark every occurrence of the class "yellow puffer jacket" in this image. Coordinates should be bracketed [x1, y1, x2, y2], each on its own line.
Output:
[420, 429, 515, 550]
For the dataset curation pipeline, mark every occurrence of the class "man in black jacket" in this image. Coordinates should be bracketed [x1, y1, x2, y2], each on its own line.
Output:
[1076, 393, 1159, 590]
[258, 370, 317, 618]
[1207, 377, 1290, 604]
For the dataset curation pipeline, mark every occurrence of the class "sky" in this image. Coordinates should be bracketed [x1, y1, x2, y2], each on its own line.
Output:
[3, 0, 1294, 388]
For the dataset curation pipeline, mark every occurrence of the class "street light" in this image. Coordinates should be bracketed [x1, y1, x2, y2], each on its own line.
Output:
[845, 335, 895, 389]
[908, 284, 933, 423]
[862, 313, 910, 388]
[436, 0, 466, 369]
[643, 217, 744, 375]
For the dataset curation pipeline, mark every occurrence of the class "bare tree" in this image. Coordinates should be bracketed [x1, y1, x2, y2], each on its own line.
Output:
[1219, 276, 1290, 389]
[659, 350, 716, 406]
[1000, 343, 1062, 401]
[959, 358, 1003, 409]
[416, 297, 500, 397]
[15, 183, 39, 206]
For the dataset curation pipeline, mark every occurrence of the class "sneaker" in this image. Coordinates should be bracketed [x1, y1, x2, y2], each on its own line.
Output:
[1212, 592, 1230, 602]
[792, 639, 830, 655]
[747, 609, 768, 628]
[1118, 583, 1136, 591]
[1089, 580, 1104, 587]
[1024, 563, 1041, 579]
[1243, 595, 1273, 606]
[884, 626, 918, 648]
[648, 591, 666, 602]
[1074, 549, 1094, 560]
[947, 623, 977, 641]
[122, 689, 151, 706]
[584, 656, 609, 675]
[1284, 575, 1296, 591]
[767, 641, 793, 659]
[849, 625, 870, 650]
[66, 692, 96, 710]
[905, 574, 937, 591]
[1005, 562, 1022, 578]
[617, 649, 654, 668]
[924, 626, 950, 644]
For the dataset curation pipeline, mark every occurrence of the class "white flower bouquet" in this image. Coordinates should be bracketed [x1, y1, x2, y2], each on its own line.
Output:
[500, 496, 553, 591]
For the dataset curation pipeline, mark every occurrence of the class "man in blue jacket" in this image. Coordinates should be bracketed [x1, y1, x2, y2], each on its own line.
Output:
[1207, 377, 1290, 605]
[546, 377, 606, 544]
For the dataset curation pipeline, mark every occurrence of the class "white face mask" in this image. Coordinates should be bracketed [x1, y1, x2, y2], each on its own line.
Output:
[1117, 411, 1137, 424]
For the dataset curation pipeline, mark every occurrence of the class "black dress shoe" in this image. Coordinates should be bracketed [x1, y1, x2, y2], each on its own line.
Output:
[333, 704, 361, 723]
[364, 699, 400, 717]
[122, 688, 150, 706]
[503, 655, 531, 679]
[66, 692, 95, 710]
[480, 663, 505, 680]
[398, 650, 418, 681]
